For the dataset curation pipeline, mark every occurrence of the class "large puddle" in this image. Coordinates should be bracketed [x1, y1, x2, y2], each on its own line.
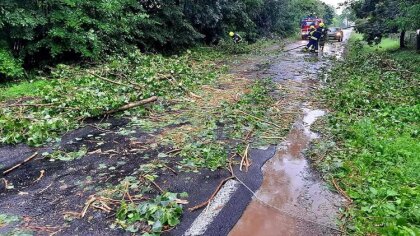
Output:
[230, 108, 342, 236]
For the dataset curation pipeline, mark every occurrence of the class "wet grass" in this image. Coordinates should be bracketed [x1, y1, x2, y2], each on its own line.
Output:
[350, 33, 400, 52]
[0, 80, 50, 101]
[312, 35, 420, 235]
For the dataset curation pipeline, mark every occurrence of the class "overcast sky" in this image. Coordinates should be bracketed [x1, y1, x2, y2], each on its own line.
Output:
[321, 0, 344, 14]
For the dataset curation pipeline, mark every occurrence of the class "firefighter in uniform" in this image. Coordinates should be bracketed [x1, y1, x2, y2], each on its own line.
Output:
[304, 26, 321, 53]
[318, 22, 328, 51]
[229, 32, 242, 44]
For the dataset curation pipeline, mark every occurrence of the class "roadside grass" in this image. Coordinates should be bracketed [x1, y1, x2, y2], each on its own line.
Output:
[311, 36, 420, 235]
[0, 80, 50, 101]
[350, 33, 400, 52]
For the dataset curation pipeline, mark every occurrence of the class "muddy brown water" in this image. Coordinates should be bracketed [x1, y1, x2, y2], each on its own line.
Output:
[230, 109, 342, 236]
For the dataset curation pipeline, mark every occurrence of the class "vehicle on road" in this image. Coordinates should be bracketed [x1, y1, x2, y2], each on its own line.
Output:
[328, 27, 344, 42]
[300, 16, 323, 40]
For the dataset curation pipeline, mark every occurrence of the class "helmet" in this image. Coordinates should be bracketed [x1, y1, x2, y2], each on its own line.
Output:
[310, 25, 315, 29]
[319, 22, 325, 27]
[229, 32, 235, 37]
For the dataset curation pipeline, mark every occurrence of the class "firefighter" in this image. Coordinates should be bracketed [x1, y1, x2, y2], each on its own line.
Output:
[229, 32, 242, 44]
[303, 26, 321, 53]
[318, 22, 328, 51]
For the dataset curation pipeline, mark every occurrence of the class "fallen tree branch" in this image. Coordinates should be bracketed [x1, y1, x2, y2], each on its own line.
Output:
[332, 178, 353, 203]
[88, 72, 143, 90]
[3, 152, 38, 175]
[105, 96, 158, 115]
[188, 176, 235, 212]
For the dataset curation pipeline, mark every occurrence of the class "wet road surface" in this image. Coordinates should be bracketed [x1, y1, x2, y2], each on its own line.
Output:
[228, 31, 352, 236]
[0, 31, 351, 236]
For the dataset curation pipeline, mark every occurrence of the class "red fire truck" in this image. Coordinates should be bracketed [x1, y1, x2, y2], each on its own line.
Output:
[300, 16, 323, 40]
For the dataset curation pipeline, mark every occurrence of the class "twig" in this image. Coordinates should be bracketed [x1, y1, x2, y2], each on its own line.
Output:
[105, 96, 158, 115]
[166, 149, 182, 155]
[261, 136, 286, 140]
[81, 195, 97, 218]
[38, 183, 53, 194]
[332, 178, 353, 203]
[150, 180, 164, 193]
[163, 164, 178, 175]
[188, 176, 235, 212]
[3, 152, 38, 175]
[239, 153, 245, 172]
[86, 124, 111, 133]
[244, 144, 250, 172]
[236, 110, 283, 130]
[88, 72, 143, 90]
[124, 182, 134, 203]
[24, 225, 61, 234]
[93, 205, 111, 213]
[34, 170, 45, 182]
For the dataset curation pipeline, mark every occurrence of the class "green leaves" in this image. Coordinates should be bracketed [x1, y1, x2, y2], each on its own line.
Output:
[0, 214, 20, 227]
[0, 49, 218, 146]
[116, 192, 184, 234]
[43, 146, 88, 161]
[321, 38, 420, 235]
[0, 47, 24, 79]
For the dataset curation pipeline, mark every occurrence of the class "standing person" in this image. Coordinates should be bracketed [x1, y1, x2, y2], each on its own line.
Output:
[318, 22, 328, 51]
[229, 32, 242, 44]
[303, 26, 321, 53]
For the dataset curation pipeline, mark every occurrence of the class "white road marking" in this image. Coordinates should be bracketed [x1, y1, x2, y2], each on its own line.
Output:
[184, 180, 240, 236]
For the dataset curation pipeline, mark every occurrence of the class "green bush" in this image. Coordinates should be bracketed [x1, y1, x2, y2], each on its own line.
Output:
[0, 47, 24, 80]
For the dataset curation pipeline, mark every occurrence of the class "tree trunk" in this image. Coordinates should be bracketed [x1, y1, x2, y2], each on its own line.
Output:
[400, 30, 406, 48]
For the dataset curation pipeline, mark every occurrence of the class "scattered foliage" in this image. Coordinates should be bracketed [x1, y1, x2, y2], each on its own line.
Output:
[116, 192, 184, 234]
[0, 214, 20, 227]
[0, 50, 220, 146]
[316, 37, 420, 235]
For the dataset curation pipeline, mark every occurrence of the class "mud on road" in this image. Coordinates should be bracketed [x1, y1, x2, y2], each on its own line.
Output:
[0, 34, 350, 236]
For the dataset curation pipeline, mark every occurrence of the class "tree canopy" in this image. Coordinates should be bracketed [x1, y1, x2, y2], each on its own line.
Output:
[0, 0, 335, 79]
[349, 0, 420, 46]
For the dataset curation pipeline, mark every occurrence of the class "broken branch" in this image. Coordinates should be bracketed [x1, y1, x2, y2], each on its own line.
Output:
[189, 176, 235, 212]
[81, 195, 97, 218]
[332, 178, 353, 203]
[3, 152, 38, 175]
[105, 96, 158, 115]
[88, 72, 143, 90]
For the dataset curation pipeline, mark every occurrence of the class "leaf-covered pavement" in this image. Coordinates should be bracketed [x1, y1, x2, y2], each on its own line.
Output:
[0, 41, 298, 235]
